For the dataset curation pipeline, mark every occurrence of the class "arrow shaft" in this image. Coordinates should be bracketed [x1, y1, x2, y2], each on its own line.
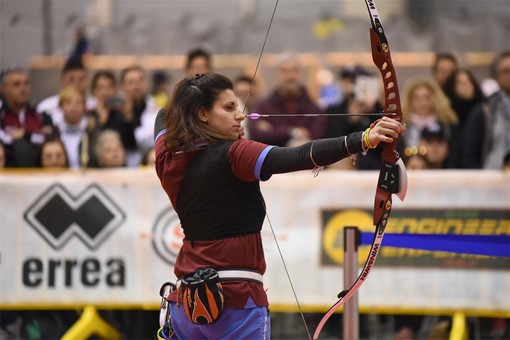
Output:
[246, 112, 394, 119]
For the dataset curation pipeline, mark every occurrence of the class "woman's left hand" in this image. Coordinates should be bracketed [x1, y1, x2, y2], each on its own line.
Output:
[368, 116, 406, 147]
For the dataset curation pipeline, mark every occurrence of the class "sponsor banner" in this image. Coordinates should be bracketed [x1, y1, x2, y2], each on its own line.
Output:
[0, 169, 509, 312]
[321, 209, 510, 269]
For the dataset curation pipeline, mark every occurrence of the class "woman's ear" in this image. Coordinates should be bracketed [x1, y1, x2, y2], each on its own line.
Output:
[198, 107, 208, 123]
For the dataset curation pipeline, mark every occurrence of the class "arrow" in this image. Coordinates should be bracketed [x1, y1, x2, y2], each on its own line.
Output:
[246, 112, 395, 120]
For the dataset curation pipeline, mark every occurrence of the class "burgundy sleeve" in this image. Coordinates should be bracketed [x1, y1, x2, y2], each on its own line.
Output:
[228, 139, 274, 182]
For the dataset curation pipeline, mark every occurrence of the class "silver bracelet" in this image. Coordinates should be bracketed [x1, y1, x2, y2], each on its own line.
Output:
[310, 140, 324, 177]
[344, 136, 352, 155]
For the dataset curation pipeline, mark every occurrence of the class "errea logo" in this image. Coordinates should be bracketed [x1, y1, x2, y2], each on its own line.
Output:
[24, 184, 125, 250]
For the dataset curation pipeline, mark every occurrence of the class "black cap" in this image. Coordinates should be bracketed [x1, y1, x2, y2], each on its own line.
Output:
[421, 123, 446, 141]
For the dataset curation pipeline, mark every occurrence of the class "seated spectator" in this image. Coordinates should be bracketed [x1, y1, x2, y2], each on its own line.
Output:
[250, 52, 324, 147]
[463, 51, 510, 169]
[419, 124, 450, 169]
[402, 78, 459, 168]
[94, 130, 126, 168]
[37, 136, 69, 168]
[37, 55, 95, 125]
[432, 52, 459, 89]
[185, 48, 213, 78]
[54, 87, 93, 168]
[0, 67, 54, 167]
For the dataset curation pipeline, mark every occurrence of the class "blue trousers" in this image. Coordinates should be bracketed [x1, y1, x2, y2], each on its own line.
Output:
[170, 301, 270, 339]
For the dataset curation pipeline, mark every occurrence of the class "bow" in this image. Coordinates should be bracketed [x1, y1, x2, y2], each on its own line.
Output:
[312, 0, 408, 338]
[248, 0, 408, 338]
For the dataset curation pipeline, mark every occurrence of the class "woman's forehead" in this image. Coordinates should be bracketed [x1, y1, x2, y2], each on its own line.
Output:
[216, 89, 236, 102]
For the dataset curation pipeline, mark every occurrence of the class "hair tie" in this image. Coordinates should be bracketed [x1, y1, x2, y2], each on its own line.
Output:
[190, 85, 202, 94]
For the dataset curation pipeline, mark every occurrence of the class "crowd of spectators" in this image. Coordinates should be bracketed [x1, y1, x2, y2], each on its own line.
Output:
[1, 47, 509, 340]
[1, 49, 509, 172]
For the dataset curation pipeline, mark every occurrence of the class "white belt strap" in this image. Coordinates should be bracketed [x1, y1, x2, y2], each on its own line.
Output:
[217, 269, 263, 284]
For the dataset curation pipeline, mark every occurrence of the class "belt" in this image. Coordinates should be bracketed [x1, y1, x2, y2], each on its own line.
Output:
[175, 269, 264, 287]
[217, 269, 264, 284]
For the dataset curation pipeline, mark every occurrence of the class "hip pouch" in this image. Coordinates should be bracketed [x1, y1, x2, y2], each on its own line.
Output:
[179, 268, 224, 325]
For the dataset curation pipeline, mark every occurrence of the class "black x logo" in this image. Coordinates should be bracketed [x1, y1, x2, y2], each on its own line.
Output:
[24, 184, 125, 250]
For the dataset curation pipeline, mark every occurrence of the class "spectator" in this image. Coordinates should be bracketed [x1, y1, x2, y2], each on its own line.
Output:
[249, 52, 324, 147]
[119, 65, 158, 166]
[0, 67, 54, 167]
[89, 70, 137, 153]
[185, 48, 213, 78]
[432, 52, 459, 89]
[150, 71, 171, 109]
[0, 141, 5, 168]
[37, 55, 96, 124]
[419, 124, 450, 169]
[443, 69, 485, 127]
[463, 51, 510, 169]
[37, 136, 69, 168]
[94, 129, 126, 168]
[53, 87, 94, 168]
[401, 78, 458, 150]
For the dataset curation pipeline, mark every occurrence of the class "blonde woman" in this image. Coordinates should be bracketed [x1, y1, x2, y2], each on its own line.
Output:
[401, 78, 458, 150]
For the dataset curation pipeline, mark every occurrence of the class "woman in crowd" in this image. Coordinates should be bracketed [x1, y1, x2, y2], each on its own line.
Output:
[442, 68, 485, 127]
[401, 78, 459, 167]
[94, 129, 126, 168]
[37, 136, 69, 168]
[154, 73, 405, 339]
[89, 71, 137, 155]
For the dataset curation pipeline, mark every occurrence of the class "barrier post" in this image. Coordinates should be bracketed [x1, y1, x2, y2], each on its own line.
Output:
[343, 227, 360, 340]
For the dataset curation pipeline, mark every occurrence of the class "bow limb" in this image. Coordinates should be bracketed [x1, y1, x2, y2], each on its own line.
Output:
[313, 0, 407, 338]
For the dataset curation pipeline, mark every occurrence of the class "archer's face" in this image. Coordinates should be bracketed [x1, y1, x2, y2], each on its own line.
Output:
[200, 89, 245, 140]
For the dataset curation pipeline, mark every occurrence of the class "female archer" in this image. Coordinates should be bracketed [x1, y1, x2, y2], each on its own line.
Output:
[154, 72, 405, 339]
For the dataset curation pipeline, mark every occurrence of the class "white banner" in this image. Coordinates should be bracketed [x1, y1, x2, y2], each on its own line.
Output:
[0, 169, 509, 313]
